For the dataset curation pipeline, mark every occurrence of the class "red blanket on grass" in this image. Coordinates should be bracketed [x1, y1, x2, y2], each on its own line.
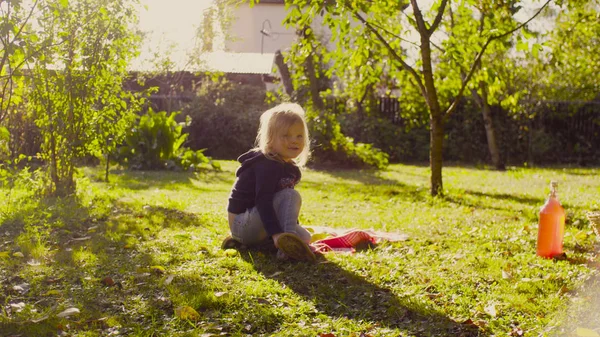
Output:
[310, 230, 378, 253]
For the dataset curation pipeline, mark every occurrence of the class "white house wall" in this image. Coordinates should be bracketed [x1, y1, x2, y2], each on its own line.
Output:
[226, 4, 296, 53]
[225, 3, 338, 54]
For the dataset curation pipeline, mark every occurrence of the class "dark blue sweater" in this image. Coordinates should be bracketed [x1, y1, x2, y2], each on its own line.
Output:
[227, 150, 301, 236]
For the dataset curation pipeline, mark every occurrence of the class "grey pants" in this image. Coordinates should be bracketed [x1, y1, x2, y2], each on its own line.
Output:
[229, 188, 311, 246]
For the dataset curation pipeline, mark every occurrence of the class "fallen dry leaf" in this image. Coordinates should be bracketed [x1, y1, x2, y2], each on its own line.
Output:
[31, 315, 49, 323]
[256, 298, 269, 304]
[163, 275, 174, 285]
[10, 302, 26, 311]
[46, 277, 62, 284]
[462, 318, 487, 328]
[510, 326, 524, 336]
[102, 277, 115, 286]
[70, 236, 91, 242]
[484, 302, 497, 317]
[57, 307, 80, 318]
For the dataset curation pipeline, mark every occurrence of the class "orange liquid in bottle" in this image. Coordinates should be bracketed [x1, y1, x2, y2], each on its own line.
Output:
[536, 182, 565, 258]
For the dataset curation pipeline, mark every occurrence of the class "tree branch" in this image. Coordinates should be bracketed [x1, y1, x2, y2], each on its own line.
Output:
[12, 0, 40, 45]
[410, 0, 428, 35]
[352, 11, 427, 99]
[400, 7, 418, 30]
[430, 40, 445, 53]
[428, 0, 448, 35]
[364, 17, 446, 52]
[445, 0, 552, 116]
[366, 19, 420, 49]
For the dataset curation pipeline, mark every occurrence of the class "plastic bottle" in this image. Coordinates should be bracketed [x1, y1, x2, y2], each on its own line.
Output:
[536, 181, 566, 258]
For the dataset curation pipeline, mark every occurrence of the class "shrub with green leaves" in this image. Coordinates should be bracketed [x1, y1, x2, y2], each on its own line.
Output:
[307, 107, 389, 169]
[182, 78, 269, 159]
[115, 110, 217, 171]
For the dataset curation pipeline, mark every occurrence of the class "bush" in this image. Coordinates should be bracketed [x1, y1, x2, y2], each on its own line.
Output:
[114, 109, 217, 171]
[182, 79, 269, 159]
[307, 106, 389, 169]
[339, 113, 430, 163]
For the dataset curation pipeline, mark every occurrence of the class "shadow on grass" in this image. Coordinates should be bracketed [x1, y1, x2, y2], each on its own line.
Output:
[107, 168, 233, 191]
[561, 170, 600, 176]
[439, 190, 543, 213]
[443, 190, 593, 221]
[462, 190, 542, 207]
[527, 166, 600, 176]
[311, 167, 402, 186]
[300, 176, 430, 205]
[0, 200, 216, 336]
[240, 252, 484, 336]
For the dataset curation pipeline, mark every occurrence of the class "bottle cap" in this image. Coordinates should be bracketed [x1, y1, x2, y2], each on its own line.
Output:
[550, 181, 558, 196]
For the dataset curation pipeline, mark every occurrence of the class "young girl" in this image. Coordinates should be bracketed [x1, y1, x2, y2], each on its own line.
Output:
[222, 103, 315, 262]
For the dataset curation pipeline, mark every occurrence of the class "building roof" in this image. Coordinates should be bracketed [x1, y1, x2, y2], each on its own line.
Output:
[199, 52, 276, 74]
[129, 52, 276, 75]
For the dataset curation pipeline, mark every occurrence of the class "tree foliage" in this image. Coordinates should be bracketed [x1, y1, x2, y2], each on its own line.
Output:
[283, 0, 551, 195]
[1, 0, 52, 159]
[542, 1, 600, 101]
[25, 0, 142, 195]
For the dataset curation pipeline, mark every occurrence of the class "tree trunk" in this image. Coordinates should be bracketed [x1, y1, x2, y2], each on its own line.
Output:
[474, 82, 505, 170]
[527, 118, 534, 166]
[105, 153, 110, 183]
[430, 111, 444, 196]
[274, 50, 294, 97]
[305, 52, 324, 110]
[415, 11, 444, 196]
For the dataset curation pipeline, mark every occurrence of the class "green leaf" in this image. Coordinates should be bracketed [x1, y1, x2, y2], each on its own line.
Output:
[522, 27, 534, 40]
[0, 127, 10, 141]
[516, 41, 529, 52]
[174, 234, 192, 240]
[59, 0, 68, 8]
[532, 43, 541, 58]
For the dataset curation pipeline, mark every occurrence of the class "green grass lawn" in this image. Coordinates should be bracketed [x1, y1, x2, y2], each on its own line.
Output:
[0, 162, 599, 336]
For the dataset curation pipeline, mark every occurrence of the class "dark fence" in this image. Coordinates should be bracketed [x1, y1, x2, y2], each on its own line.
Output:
[537, 101, 600, 150]
[333, 96, 600, 165]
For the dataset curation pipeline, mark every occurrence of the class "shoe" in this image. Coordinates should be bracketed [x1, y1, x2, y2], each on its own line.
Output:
[276, 233, 316, 262]
[221, 236, 245, 250]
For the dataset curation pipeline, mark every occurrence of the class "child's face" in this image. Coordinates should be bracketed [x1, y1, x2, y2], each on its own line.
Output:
[272, 121, 305, 162]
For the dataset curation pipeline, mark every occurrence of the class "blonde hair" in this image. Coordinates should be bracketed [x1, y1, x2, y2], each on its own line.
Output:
[254, 102, 310, 167]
